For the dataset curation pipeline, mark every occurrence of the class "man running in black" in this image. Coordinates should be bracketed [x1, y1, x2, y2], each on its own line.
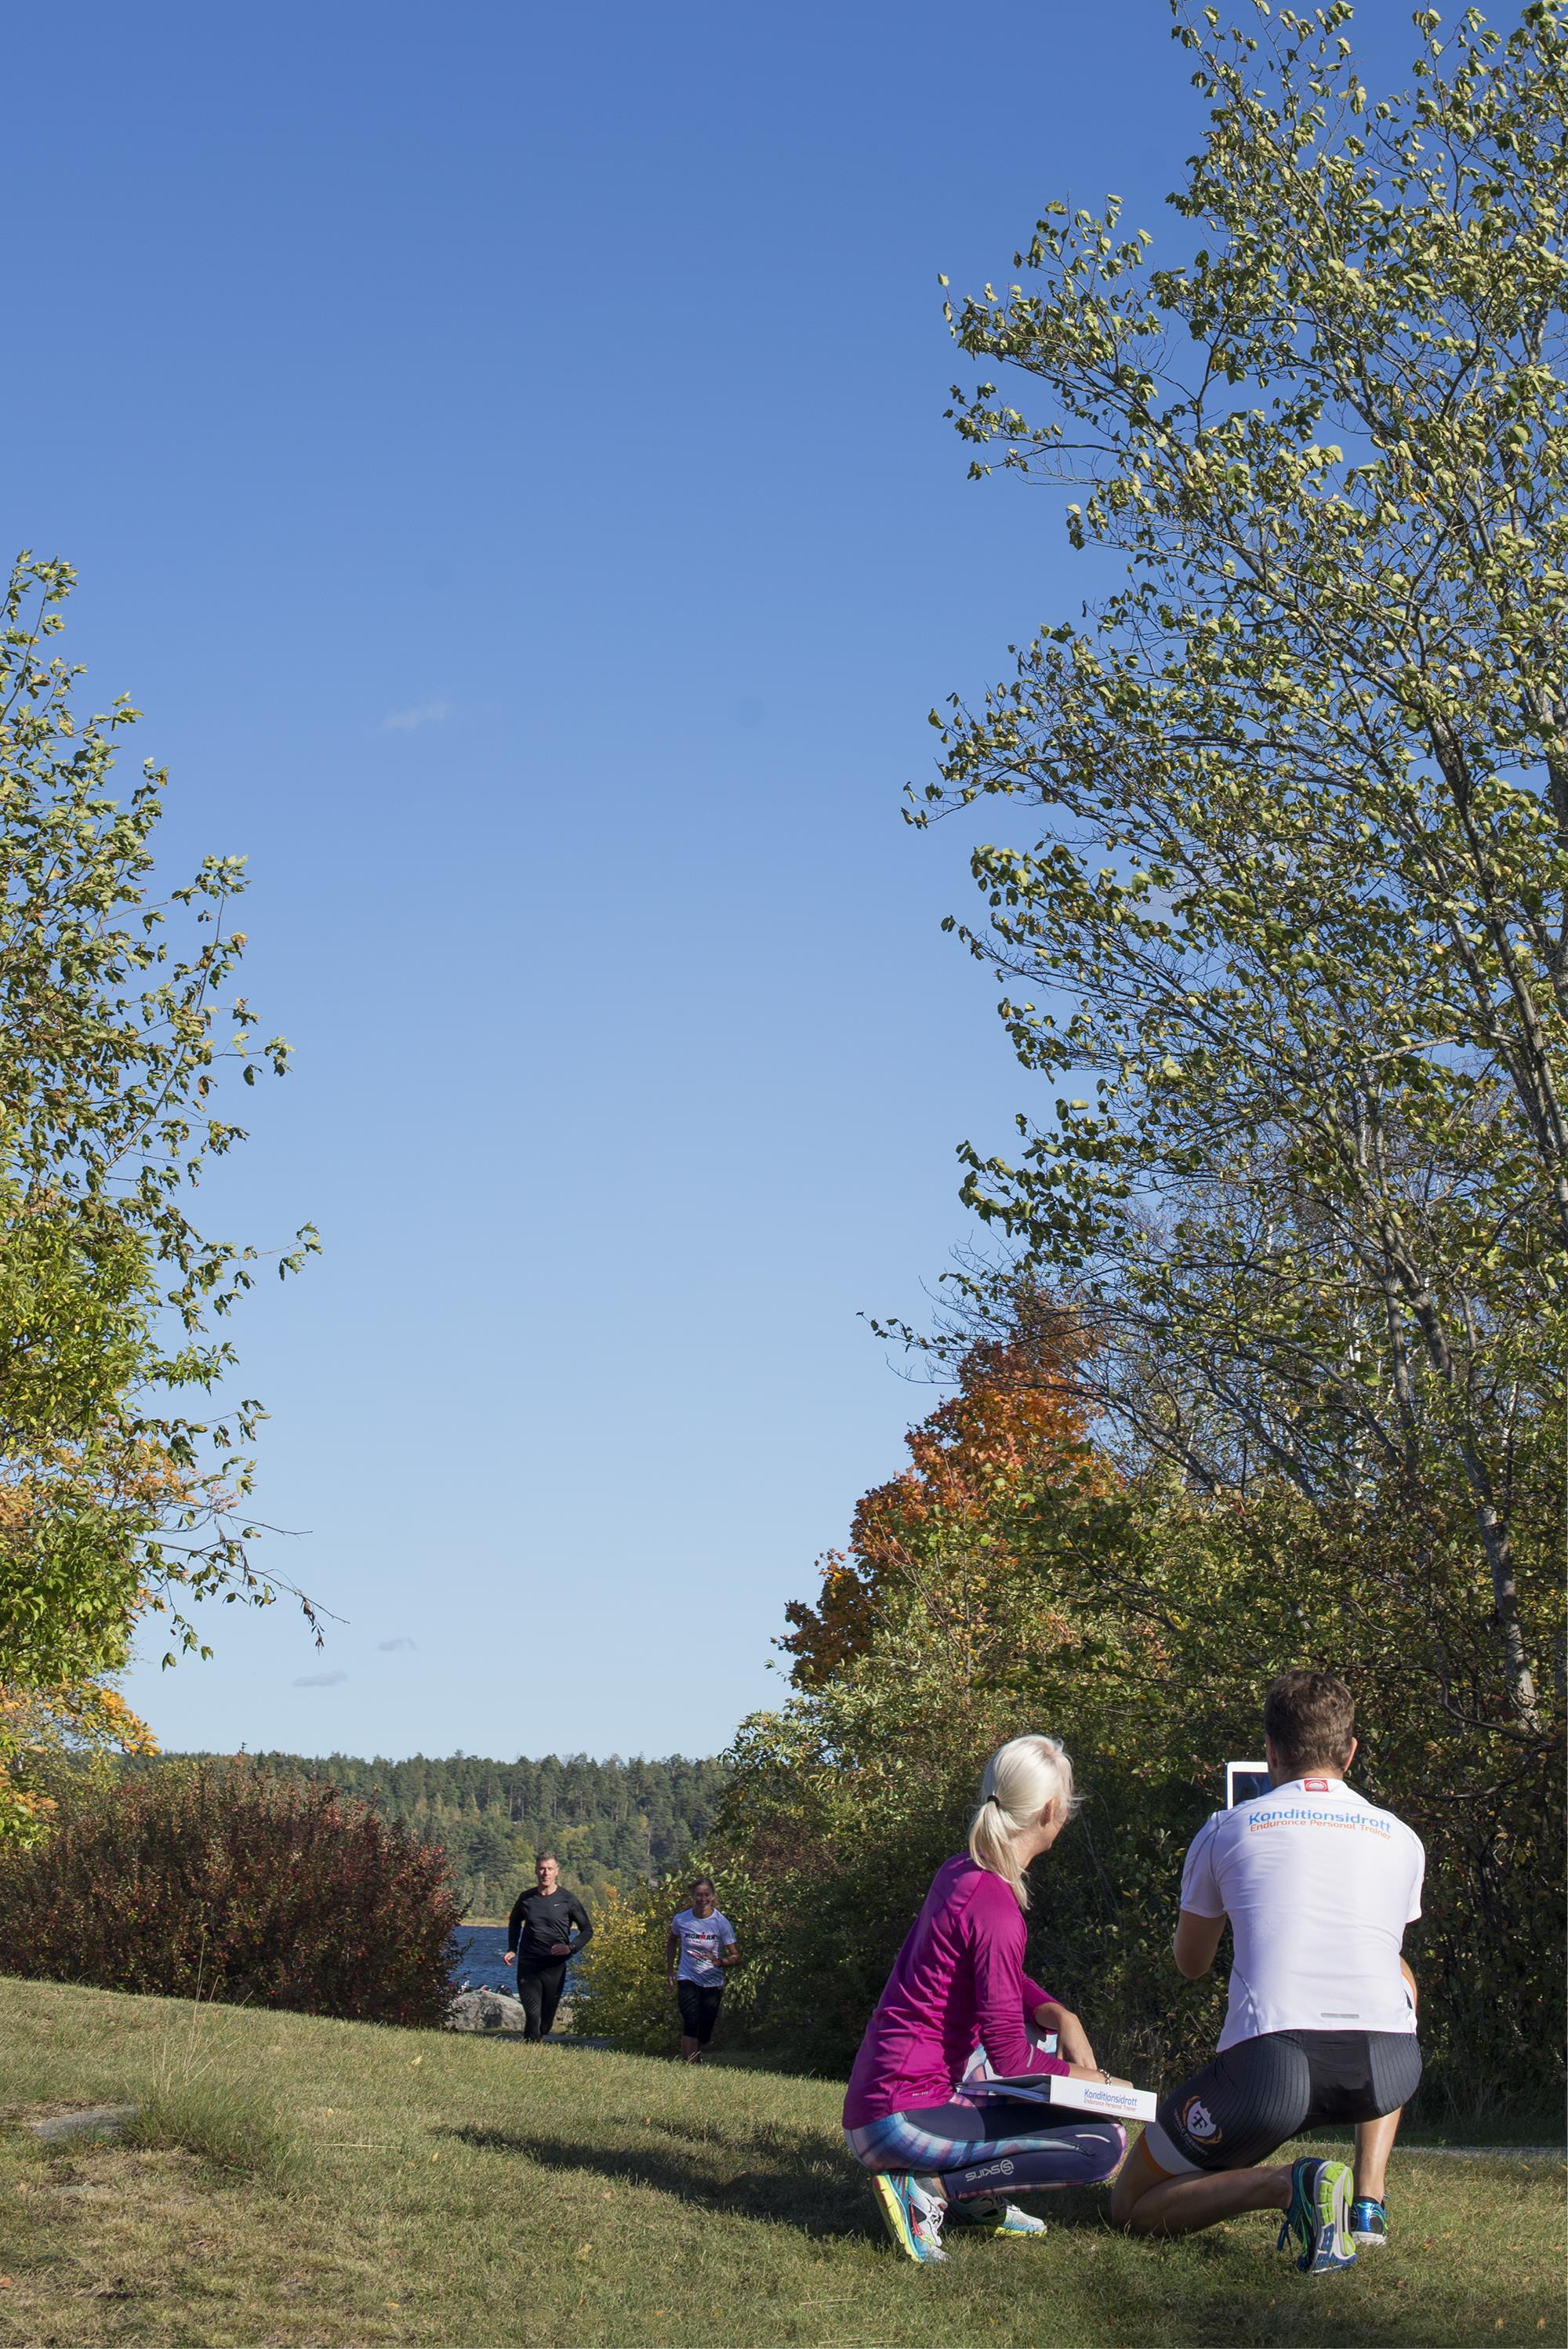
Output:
[504, 1850, 593, 2040]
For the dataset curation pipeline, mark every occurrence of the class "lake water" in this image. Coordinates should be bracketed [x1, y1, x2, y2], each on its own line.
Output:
[450, 1924, 581, 2002]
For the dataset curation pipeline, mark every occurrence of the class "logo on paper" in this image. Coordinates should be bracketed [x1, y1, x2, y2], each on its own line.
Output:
[1181, 2097, 1220, 2144]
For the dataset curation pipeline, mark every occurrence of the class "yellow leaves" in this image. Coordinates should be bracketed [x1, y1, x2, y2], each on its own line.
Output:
[0, 1675, 160, 1848]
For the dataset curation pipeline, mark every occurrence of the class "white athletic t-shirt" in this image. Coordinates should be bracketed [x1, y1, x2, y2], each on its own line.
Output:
[671, 1908, 735, 1987]
[1180, 1776, 1424, 2050]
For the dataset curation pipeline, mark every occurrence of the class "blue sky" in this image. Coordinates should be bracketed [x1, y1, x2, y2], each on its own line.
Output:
[5, 2, 1427, 1762]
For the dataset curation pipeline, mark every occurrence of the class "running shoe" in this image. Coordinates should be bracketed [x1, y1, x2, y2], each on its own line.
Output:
[948, 2197, 1047, 2238]
[869, 2170, 948, 2264]
[1351, 2196, 1388, 2247]
[1276, 2157, 1356, 2274]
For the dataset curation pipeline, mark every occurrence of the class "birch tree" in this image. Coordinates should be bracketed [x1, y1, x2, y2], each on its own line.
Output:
[916, 2, 1566, 1726]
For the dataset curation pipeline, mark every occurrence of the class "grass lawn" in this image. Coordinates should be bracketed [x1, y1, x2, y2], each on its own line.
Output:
[0, 1976, 1559, 2349]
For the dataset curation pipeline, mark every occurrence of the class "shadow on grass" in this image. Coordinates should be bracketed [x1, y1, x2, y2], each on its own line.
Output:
[448, 2120, 864, 2236]
[446, 2119, 1122, 2249]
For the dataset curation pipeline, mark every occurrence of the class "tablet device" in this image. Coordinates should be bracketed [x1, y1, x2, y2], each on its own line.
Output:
[1225, 1759, 1270, 1807]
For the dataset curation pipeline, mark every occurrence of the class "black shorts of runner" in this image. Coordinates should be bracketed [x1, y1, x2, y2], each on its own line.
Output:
[1145, 2029, 1422, 2176]
[677, 1980, 724, 2046]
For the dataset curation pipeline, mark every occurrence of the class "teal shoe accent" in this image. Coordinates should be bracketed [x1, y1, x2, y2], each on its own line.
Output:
[1351, 2196, 1388, 2247]
[870, 2171, 948, 2264]
[1276, 2158, 1356, 2273]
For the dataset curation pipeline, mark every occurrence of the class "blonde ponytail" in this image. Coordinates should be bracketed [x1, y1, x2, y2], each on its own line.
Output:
[967, 1734, 1080, 1911]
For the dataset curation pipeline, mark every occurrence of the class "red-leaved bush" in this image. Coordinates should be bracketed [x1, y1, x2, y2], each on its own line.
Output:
[0, 1760, 464, 2025]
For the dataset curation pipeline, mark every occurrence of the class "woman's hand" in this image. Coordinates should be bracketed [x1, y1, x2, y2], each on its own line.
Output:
[1067, 2063, 1134, 2089]
[1037, 2003, 1098, 2071]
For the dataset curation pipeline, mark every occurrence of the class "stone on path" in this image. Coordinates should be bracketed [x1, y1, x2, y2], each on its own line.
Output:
[25, 2105, 140, 2144]
[442, 1989, 615, 2046]
[445, 1988, 530, 2033]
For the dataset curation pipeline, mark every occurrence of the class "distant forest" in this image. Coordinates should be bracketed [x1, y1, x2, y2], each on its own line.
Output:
[142, 1753, 729, 1915]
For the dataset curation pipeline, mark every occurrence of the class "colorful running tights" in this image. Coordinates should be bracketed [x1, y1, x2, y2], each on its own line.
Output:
[846, 2097, 1126, 2201]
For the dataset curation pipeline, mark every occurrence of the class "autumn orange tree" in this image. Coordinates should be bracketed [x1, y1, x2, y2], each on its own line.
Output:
[781, 1302, 1103, 1688]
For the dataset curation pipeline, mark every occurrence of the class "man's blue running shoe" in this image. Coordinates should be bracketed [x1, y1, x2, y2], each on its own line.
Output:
[1276, 2158, 1356, 2273]
[1351, 2197, 1388, 2247]
[870, 2171, 948, 2264]
[948, 2197, 1047, 2238]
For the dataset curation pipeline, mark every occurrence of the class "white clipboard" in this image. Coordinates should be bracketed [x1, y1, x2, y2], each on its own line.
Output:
[977, 2071, 1159, 2126]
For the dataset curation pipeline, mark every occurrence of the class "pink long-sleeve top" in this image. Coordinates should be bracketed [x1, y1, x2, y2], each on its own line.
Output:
[842, 1853, 1071, 2126]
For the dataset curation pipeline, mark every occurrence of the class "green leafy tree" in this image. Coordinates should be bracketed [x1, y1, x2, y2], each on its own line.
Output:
[915, 2, 1566, 1730]
[708, 1, 1563, 2126]
[0, 555, 315, 1836]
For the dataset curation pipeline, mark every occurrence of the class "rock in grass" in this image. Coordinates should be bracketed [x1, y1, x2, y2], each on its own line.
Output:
[445, 1989, 529, 2033]
[26, 2105, 140, 2144]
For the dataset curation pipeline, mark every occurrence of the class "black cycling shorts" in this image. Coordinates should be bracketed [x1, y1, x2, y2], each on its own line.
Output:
[677, 1980, 724, 2045]
[1146, 2029, 1422, 2176]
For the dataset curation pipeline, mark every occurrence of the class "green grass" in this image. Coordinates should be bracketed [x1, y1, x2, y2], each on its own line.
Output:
[0, 1976, 1559, 2348]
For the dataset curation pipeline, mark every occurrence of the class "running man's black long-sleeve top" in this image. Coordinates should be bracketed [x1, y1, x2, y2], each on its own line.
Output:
[506, 1886, 593, 1966]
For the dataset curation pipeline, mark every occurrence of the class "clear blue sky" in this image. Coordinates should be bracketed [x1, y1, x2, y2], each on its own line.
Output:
[6, 2, 1425, 1763]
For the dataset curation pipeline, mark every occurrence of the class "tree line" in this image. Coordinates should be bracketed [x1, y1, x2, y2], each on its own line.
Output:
[125, 1752, 728, 1915]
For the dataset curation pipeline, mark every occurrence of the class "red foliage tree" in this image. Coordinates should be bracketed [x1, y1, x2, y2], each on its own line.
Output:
[782, 1308, 1105, 1687]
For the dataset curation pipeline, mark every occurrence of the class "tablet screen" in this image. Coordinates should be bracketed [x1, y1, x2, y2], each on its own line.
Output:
[1225, 1761, 1270, 1807]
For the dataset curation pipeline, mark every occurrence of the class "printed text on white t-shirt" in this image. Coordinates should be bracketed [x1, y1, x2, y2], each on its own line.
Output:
[1179, 1775, 1424, 2049]
[671, 1908, 736, 1987]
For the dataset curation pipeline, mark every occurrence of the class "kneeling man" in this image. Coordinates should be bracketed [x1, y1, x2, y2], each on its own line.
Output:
[1112, 1670, 1422, 2272]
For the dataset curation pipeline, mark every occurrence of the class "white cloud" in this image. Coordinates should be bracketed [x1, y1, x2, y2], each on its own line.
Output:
[293, 1669, 348, 1688]
[382, 699, 452, 733]
[377, 1637, 416, 1653]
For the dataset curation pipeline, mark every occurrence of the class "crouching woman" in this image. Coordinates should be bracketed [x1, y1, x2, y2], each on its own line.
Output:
[843, 1734, 1128, 2264]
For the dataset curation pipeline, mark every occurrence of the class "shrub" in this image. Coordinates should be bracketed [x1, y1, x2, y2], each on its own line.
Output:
[0, 1759, 464, 2025]
[570, 1883, 677, 2053]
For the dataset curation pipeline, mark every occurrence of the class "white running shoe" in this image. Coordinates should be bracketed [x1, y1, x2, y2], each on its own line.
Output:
[951, 2196, 1048, 2238]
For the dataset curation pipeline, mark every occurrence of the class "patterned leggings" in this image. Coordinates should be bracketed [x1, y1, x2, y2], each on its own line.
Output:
[845, 2096, 1127, 2202]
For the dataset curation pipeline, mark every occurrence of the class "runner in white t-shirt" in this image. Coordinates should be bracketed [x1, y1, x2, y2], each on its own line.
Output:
[666, 1875, 739, 2063]
[1110, 1671, 1425, 2274]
